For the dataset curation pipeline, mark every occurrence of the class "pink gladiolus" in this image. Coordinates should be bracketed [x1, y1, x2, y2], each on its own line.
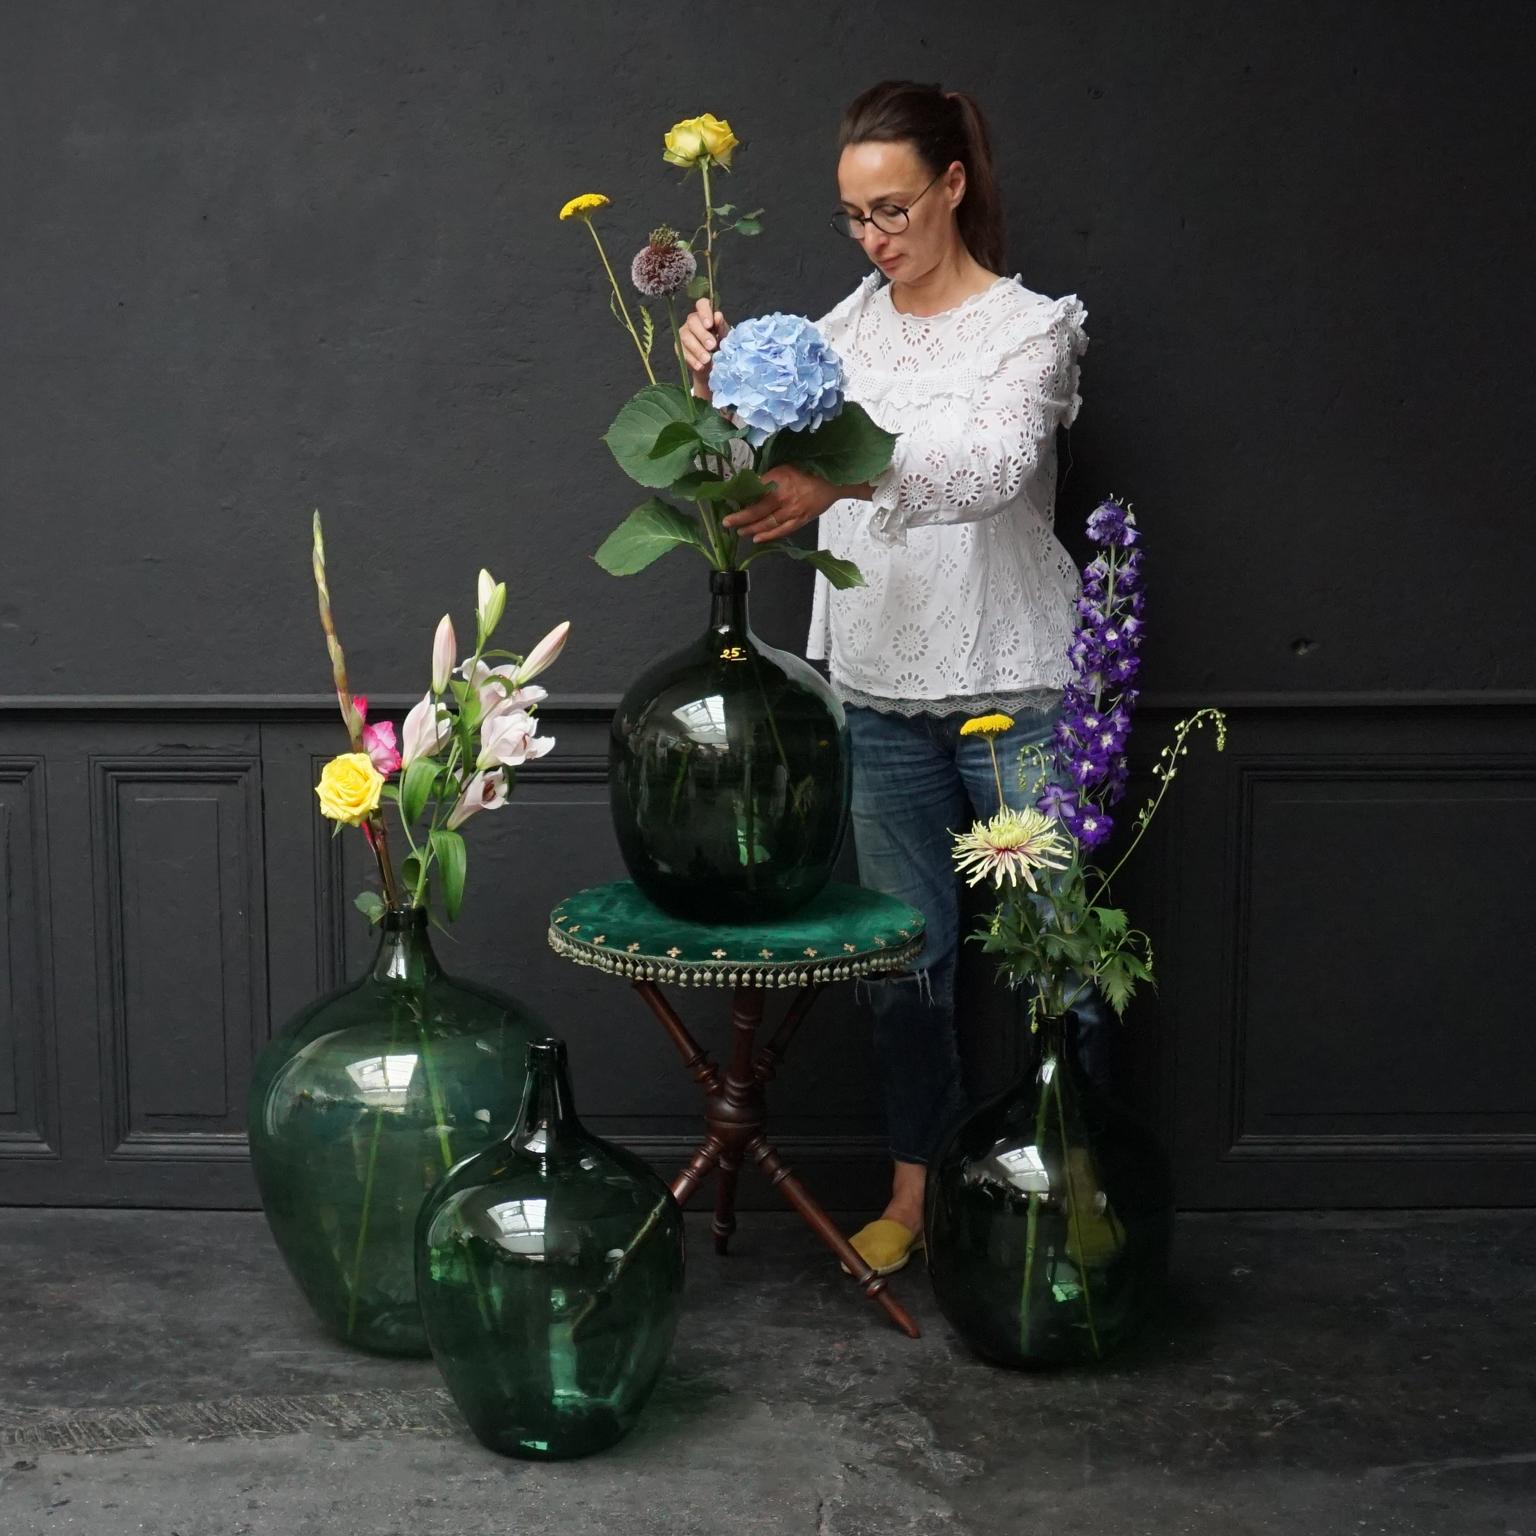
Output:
[401, 693, 451, 767]
[513, 620, 570, 685]
[477, 708, 555, 770]
[446, 769, 509, 830]
[362, 719, 401, 776]
[431, 614, 457, 694]
[352, 694, 368, 723]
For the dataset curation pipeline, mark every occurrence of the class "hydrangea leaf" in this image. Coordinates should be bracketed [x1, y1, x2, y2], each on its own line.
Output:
[648, 419, 703, 460]
[604, 385, 701, 487]
[594, 499, 708, 575]
[760, 401, 899, 483]
[768, 544, 866, 590]
[688, 467, 770, 505]
[353, 891, 386, 925]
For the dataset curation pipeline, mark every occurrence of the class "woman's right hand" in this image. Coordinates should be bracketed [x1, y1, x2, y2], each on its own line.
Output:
[679, 296, 729, 400]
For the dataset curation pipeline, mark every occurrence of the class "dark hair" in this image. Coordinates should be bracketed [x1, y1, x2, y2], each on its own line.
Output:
[837, 80, 1006, 274]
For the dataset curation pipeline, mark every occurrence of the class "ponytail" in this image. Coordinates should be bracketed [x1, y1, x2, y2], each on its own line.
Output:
[838, 80, 1007, 274]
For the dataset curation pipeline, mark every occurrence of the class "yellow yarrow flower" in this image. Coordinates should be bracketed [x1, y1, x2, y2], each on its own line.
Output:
[316, 752, 384, 826]
[558, 192, 611, 222]
[959, 712, 1016, 739]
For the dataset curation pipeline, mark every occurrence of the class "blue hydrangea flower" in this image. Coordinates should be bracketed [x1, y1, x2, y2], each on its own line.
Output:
[709, 313, 845, 446]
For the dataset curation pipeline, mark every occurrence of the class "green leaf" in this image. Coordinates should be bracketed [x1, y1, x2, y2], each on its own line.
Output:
[603, 384, 700, 488]
[694, 410, 743, 451]
[648, 419, 703, 459]
[594, 498, 708, 576]
[759, 401, 899, 483]
[1092, 906, 1129, 936]
[668, 469, 720, 498]
[764, 543, 866, 590]
[712, 202, 735, 217]
[400, 756, 439, 826]
[401, 852, 424, 893]
[354, 890, 386, 925]
[1098, 959, 1135, 1016]
[733, 216, 762, 236]
[685, 274, 711, 301]
[430, 828, 468, 922]
[689, 466, 770, 505]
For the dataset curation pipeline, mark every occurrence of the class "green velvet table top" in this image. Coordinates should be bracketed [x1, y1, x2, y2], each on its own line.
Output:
[547, 881, 926, 989]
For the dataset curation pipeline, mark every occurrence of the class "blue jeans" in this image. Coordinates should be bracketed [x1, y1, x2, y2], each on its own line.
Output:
[847, 704, 1114, 1165]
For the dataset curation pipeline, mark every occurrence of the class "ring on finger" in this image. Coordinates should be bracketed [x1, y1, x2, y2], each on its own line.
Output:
[766, 513, 778, 528]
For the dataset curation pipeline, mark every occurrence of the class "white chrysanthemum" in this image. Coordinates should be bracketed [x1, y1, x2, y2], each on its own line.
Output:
[952, 807, 1071, 891]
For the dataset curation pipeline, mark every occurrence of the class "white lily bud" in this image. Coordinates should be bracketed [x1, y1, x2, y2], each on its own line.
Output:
[431, 614, 457, 695]
[476, 570, 506, 637]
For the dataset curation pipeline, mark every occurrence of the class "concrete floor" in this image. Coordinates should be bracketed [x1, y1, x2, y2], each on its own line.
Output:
[0, 1209, 1532, 1535]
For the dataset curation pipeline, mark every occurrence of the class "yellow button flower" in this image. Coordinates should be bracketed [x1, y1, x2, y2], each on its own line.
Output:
[558, 192, 611, 222]
[316, 752, 385, 826]
[959, 712, 1016, 738]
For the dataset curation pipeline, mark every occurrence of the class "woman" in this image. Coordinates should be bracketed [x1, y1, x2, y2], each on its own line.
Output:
[681, 79, 1091, 1277]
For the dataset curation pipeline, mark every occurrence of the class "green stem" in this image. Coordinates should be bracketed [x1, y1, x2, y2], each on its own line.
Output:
[665, 296, 692, 395]
[586, 221, 656, 385]
[700, 162, 718, 307]
[343, 999, 403, 1339]
[1053, 1058, 1102, 1359]
[1019, 1053, 1053, 1357]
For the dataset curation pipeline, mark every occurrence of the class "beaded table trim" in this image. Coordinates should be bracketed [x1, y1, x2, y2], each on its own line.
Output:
[546, 922, 925, 990]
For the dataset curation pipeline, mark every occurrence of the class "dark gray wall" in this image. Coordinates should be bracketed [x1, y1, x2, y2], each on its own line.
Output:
[3, 1, 1534, 1209]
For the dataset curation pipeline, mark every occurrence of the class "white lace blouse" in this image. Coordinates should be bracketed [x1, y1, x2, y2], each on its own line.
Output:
[806, 271, 1089, 714]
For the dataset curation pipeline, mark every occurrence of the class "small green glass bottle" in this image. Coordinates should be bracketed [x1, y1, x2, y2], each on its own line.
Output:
[416, 1038, 685, 1459]
[248, 906, 538, 1356]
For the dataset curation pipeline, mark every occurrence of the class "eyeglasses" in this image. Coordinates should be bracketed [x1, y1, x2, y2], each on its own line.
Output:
[829, 170, 944, 240]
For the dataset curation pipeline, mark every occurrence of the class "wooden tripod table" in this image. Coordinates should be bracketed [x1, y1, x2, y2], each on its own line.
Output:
[548, 880, 927, 1338]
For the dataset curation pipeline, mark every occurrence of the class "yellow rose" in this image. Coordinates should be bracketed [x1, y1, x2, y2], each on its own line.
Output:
[695, 113, 738, 169]
[663, 117, 706, 167]
[316, 752, 385, 826]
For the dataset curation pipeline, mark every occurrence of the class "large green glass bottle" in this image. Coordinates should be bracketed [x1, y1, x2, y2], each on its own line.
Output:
[416, 1038, 685, 1460]
[926, 1012, 1173, 1367]
[609, 569, 850, 923]
[247, 906, 538, 1356]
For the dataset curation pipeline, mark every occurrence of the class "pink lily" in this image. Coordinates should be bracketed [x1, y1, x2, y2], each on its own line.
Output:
[513, 620, 570, 686]
[446, 769, 509, 830]
[401, 693, 451, 767]
[362, 719, 401, 776]
[477, 708, 555, 770]
[458, 658, 547, 718]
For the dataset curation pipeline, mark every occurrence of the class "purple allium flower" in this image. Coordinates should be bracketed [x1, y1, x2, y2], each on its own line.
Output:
[630, 226, 698, 298]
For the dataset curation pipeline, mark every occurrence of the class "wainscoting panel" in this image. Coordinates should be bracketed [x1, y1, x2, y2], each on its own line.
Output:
[1, 698, 1532, 1209]
[0, 760, 58, 1159]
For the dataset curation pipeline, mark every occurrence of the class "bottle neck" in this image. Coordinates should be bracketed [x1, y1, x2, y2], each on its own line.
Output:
[368, 906, 442, 984]
[707, 569, 752, 638]
[510, 1038, 581, 1151]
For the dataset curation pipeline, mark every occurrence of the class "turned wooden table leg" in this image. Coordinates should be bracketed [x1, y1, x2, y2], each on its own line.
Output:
[747, 1135, 922, 1340]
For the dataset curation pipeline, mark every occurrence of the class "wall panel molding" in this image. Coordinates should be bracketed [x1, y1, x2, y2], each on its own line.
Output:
[91, 754, 268, 1163]
[0, 759, 59, 1159]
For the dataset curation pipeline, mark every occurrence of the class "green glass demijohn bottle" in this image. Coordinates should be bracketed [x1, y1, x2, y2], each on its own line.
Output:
[247, 905, 539, 1356]
[416, 1037, 686, 1460]
[926, 1011, 1173, 1367]
[609, 568, 850, 923]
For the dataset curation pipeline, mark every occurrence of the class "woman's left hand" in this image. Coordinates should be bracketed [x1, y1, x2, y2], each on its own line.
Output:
[721, 464, 842, 544]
